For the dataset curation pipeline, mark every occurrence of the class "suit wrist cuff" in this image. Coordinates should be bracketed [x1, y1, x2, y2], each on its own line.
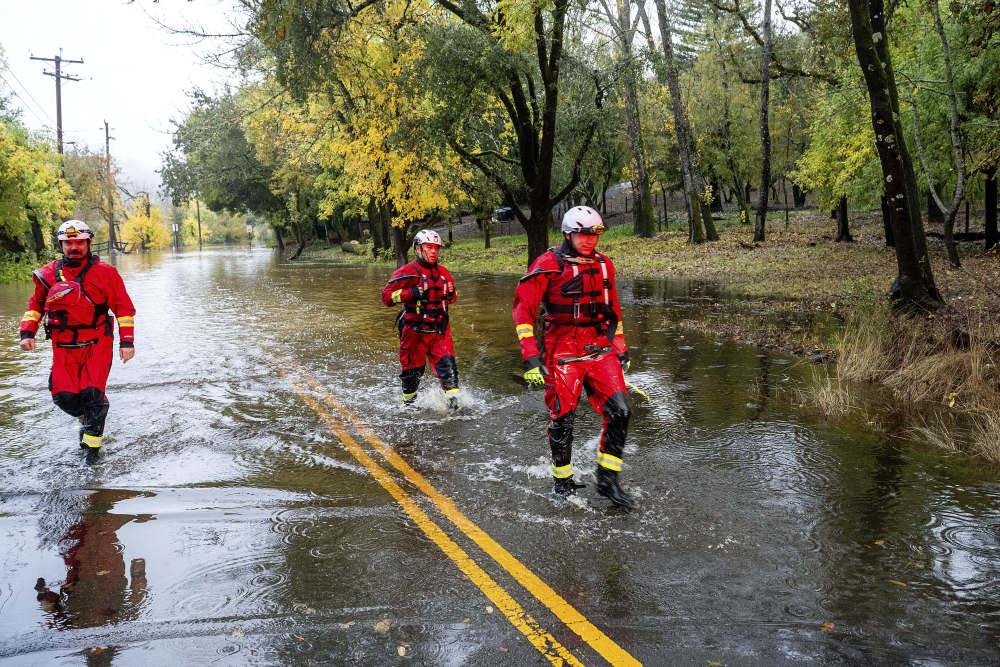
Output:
[119, 341, 134, 348]
[522, 355, 543, 371]
[20, 331, 35, 341]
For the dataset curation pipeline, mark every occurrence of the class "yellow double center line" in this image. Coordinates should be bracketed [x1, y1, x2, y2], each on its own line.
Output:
[278, 362, 640, 667]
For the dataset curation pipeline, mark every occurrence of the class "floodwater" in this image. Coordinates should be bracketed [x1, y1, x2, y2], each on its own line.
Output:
[0, 248, 997, 665]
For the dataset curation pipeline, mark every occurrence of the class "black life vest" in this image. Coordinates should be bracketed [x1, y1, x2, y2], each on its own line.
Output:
[36, 257, 111, 343]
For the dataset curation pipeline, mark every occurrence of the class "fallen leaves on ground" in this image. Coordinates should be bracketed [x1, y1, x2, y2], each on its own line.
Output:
[374, 619, 391, 632]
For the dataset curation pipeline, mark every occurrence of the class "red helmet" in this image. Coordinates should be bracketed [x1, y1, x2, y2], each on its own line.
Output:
[561, 206, 605, 234]
[57, 220, 94, 241]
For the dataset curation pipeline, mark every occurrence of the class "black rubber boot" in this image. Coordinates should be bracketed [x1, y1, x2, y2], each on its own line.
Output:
[84, 447, 101, 465]
[78, 426, 87, 450]
[595, 468, 634, 508]
[552, 476, 586, 498]
[447, 396, 459, 411]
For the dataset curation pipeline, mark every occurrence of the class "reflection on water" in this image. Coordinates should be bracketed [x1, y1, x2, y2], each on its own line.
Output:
[0, 247, 997, 664]
[33, 489, 151, 633]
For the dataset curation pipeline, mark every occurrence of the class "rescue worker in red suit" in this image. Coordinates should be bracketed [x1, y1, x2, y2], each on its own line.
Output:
[513, 206, 634, 507]
[381, 230, 461, 409]
[19, 220, 136, 462]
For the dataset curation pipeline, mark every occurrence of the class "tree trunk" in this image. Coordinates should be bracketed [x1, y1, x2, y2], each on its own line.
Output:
[484, 217, 492, 249]
[644, 0, 708, 242]
[688, 192, 704, 243]
[615, 0, 655, 238]
[985, 166, 998, 251]
[927, 189, 945, 223]
[881, 195, 895, 247]
[835, 195, 853, 242]
[525, 195, 551, 264]
[367, 199, 384, 256]
[754, 0, 773, 243]
[847, 0, 943, 311]
[274, 224, 285, 253]
[391, 223, 408, 267]
[792, 183, 806, 208]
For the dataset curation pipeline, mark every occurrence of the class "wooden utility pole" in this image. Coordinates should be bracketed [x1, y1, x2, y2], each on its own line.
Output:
[30, 51, 84, 155]
[195, 199, 203, 250]
[103, 120, 118, 251]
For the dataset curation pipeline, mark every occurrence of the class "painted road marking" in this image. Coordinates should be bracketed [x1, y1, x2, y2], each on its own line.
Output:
[278, 369, 584, 666]
[288, 364, 642, 667]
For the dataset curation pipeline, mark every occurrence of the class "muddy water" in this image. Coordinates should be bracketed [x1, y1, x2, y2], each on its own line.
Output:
[0, 248, 997, 665]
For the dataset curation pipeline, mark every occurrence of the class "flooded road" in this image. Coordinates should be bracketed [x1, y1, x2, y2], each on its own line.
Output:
[1, 247, 998, 665]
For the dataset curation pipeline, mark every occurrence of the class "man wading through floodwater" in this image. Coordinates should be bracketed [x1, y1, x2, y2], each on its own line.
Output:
[381, 230, 461, 410]
[513, 206, 635, 507]
[19, 220, 136, 464]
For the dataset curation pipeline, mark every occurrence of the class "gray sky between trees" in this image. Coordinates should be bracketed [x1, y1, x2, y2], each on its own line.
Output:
[0, 0, 236, 203]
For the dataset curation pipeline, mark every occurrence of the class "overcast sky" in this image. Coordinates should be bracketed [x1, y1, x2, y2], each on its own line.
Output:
[0, 0, 242, 201]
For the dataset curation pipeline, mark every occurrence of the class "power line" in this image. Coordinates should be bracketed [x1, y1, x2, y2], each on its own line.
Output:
[2, 63, 56, 124]
[0, 73, 54, 129]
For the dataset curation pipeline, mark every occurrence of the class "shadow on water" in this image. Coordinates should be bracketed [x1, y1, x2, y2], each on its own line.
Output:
[0, 247, 997, 663]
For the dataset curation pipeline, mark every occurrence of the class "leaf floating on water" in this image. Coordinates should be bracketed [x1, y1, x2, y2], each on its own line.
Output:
[462, 618, 471, 624]
[96, 570, 109, 576]
[232, 628, 245, 637]
[874, 540, 885, 546]
[91, 647, 105, 655]
[375, 619, 391, 633]
[707, 661, 721, 666]
[297, 635, 304, 641]
[499, 647, 508, 653]
[578, 592, 585, 597]
[397, 646, 406, 657]
[889, 579, 907, 587]
[485, 606, 494, 614]
[819, 621, 835, 632]
[339, 621, 356, 629]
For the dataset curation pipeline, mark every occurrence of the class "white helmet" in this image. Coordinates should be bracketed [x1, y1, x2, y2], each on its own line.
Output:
[561, 206, 606, 235]
[413, 229, 443, 247]
[57, 220, 94, 240]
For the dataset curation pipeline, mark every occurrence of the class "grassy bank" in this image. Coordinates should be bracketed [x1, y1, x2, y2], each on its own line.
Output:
[310, 210, 1000, 462]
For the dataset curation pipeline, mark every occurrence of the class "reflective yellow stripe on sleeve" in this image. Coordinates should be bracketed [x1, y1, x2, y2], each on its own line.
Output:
[117, 316, 134, 325]
[21, 310, 42, 323]
[615, 322, 624, 336]
[515, 323, 534, 340]
[596, 451, 623, 472]
[551, 463, 574, 479]
[392, 289, 404, 304]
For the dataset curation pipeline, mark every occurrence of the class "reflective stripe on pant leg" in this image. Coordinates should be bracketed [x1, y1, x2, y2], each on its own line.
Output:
[79, 386, 109, 441]
[433, 355, 459, 392]
[598, 390, 630, 460]
[400, 366, 424, 397]
[584, 354, 630, 461]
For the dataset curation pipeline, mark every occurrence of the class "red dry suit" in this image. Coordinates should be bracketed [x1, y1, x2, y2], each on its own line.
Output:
[20, 255, 135, 449]
[381, 257, 459, 401]
[512, 240, 630, 481]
